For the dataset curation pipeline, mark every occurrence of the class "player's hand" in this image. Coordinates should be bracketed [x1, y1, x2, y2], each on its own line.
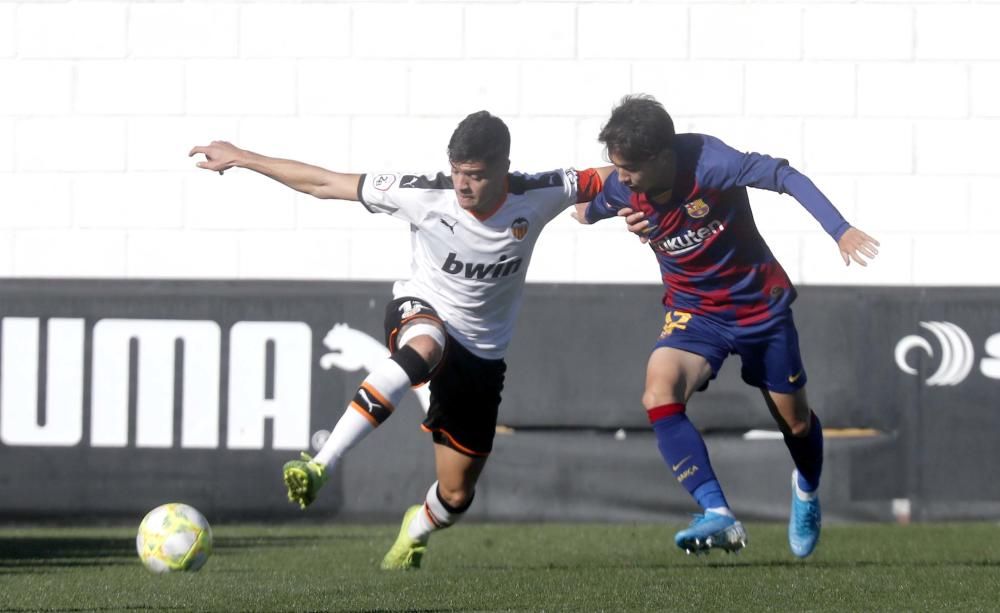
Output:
[838, 227, 880, 267]
[570, 202, 591, 224]
[618, 207, 652, 244]
[188, 140, 243, 175]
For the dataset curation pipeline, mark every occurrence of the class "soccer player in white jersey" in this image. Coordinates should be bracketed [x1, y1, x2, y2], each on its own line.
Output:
[190, 112, 608, 570]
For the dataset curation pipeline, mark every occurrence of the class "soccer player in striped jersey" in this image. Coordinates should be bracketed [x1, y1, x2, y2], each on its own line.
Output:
[190, 111, 609, 570]
[576, 94, 879, 558]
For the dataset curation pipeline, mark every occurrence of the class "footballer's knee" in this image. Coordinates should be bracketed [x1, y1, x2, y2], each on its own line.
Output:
[436, 482, 474, 511]
[779, 404, 813, 437]
[642, 390, 683, 411]
[398, 322, 445, 367]
[784, 416, 811, 437]
[390, 324, 445, 386]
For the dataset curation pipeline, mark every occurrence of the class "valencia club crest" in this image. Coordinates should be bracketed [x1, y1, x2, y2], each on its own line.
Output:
[511, 217, 529, 240]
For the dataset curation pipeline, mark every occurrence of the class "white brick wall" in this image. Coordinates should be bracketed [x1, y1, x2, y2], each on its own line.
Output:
[0, 61, 73, 115]
[692, 6, 800, 60]
[579, 5, 688, 59]
[633, 62, 743, 117]
[409, 61, 521, 116]
[971, 64, 1000, 118]
[858, 63, 967, 119]
[916, 6, 1000, 60]
[804, 6, 913, 61]
[0, 175, 73, 230]
[128, 4, 238, 59]
[126, 231, 239, 279]
[353, 4, 462, 59]
[186, 60, 297, 116]
[15, 230, 127, 277]
[970, 178, 1000, 232]
[0, 231, 12, 276]
[76, 61, 184, 116]
[17, 118, 126, 172]
[18, 3, 127, 59]
[466, 4, 575, 59]
[0, 5, 14, 59]
[0, 1, 997, 287]
[745, 62, 855, 118]
[0, 119, 13, 171]
[74, 173, 185, 230]
[298, 60, 408, 116]
[240, 4, 351, 59]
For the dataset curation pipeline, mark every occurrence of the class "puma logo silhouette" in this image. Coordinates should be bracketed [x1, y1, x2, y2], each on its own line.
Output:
[440, 218, 458, 234]
[357, 388, 383, 414]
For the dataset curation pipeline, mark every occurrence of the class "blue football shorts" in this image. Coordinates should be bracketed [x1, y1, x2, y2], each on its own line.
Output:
[652, 307, 807, 394]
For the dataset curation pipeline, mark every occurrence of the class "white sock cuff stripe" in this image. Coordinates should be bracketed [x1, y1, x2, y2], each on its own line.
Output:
[398, 322, 446, 352]
[424, 481, 455, 527]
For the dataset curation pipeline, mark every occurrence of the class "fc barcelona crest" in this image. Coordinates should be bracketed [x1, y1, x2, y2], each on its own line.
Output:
[511, 217, 529, 240]
[684, 199, 710, 219]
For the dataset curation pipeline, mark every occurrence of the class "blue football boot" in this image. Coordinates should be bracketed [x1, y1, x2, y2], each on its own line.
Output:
[674, 511, 748, 555]
[789, 470, 822, 558]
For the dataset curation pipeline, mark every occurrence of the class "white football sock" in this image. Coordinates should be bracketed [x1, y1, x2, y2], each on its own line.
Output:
[707, 506, 735, 518]
[312, 358, 411, 470]
[794, 477, 818, 501]
[407, 481, 469, 543]
[312, 409, 372, 470]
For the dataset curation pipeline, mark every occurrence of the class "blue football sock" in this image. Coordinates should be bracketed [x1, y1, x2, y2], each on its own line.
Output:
[784, 411, 824, 493]
[649, 403, 730, 511]
[692, 480, 729, 512]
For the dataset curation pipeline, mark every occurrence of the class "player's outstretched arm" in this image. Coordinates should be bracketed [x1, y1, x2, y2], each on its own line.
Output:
[188, 140, 361, 201]
[837, 227, 880, 267]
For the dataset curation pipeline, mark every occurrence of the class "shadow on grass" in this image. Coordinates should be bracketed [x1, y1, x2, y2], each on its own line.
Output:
[455, 557, 1000, 572]
[3, 605, 187, 613]
[325, 609, 453, 613]
[214, 533, 368, 551]
[0, 533, 367, 573]
[0, 536, 134, 570]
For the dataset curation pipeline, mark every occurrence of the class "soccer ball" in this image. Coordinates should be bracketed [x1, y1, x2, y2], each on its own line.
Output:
[136, 503, 213, 573]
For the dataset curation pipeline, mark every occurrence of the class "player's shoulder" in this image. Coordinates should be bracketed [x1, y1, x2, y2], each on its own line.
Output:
[675, 133, 732, 159]
[677, 133, 745, 180]
[506, 169, 567, 195]
[394, 171, 453, 191]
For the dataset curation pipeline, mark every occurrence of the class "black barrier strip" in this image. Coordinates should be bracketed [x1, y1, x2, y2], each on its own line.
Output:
[173, 337, 184, 448]
[127, 337, 139, 447]
[265, 339, 275, 400]
[36, 319, 48, 428]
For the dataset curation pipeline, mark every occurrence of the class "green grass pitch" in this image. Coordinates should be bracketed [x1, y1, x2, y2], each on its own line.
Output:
[1, 522, 998, 612]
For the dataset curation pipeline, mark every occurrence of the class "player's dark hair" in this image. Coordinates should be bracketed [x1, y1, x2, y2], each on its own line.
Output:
[447, 111, 510, 166]
[599, 94, 675, 162]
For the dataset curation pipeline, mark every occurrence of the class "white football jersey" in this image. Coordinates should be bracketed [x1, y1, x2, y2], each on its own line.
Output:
[359, 169, 583, 359]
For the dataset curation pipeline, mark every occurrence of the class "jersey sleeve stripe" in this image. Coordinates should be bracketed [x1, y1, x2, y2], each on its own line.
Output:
[356, 173, 376, 213]
[575, 168, 604, 203]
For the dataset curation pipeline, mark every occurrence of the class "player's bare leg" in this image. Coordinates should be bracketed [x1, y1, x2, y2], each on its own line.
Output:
[644, 348, 746, 554]
[762, 387, 823, 558]
[761, 387, 811, 437]
[643, 347, 712, 407]
[381, 444, 486, 570]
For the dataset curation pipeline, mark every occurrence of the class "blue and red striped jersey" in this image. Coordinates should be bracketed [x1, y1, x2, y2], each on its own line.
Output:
[586, 133, 850, 326]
